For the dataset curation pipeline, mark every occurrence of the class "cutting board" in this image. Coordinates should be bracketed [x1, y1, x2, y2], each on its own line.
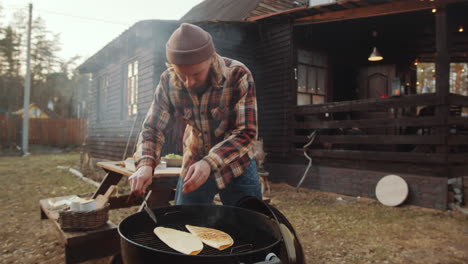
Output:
[375, 175, 409, 206]
[96, 185, 117, 209]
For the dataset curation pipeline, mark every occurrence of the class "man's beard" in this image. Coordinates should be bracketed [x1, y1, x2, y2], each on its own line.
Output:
[187, 80, 208, 94]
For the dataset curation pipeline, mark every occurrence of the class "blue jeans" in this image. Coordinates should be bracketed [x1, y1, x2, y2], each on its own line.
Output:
[174, 159, 262, 206]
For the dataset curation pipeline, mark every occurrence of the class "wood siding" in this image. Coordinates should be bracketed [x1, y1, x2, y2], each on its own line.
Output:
[255, 21, 294, 161]
[85, 21, 180, 160]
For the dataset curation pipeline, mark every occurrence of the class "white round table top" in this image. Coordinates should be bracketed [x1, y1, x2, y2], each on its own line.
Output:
[375, 175, 409, 206]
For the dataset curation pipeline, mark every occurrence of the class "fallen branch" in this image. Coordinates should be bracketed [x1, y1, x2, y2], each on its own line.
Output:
[449, 203, 468, 215]
[57, 166, 100, 188]
[69, 168, 100, 188]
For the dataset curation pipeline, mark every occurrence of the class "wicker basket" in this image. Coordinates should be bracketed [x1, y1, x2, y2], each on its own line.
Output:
[58, 203, 109, 231]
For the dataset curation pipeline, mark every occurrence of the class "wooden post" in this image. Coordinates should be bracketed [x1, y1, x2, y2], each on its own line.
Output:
[434, 5, 451, 177]
[21, 3, 32, 155]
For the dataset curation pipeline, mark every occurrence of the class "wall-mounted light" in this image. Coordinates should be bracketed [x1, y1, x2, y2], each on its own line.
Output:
[432, 8, 437, 13]
[458, 25, 464, 33]
[414, 59, 419, 66]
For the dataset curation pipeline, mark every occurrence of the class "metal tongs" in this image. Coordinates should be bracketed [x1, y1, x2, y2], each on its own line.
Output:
[141, 190, 158, 225]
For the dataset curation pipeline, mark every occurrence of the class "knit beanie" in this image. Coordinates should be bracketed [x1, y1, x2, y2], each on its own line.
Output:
[166, 23, 215, 65]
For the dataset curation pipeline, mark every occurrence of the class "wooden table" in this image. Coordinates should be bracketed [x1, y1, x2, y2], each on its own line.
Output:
[39, 161, 181, 263]
[96, 161, 181, 208]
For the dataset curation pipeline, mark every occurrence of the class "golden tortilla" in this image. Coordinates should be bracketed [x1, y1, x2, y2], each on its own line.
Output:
[185, 225, 234, 250]
[153, 227, 203, 255]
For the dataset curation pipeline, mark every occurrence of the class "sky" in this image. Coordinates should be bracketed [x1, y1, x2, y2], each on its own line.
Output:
[1, 0, 204, 64]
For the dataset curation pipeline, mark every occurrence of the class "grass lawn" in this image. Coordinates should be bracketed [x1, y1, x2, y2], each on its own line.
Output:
[0, 152, 466, 263]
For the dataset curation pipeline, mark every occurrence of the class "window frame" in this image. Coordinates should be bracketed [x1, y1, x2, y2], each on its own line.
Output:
[125, 60, 139, 118]
[296, 59, 328, 106]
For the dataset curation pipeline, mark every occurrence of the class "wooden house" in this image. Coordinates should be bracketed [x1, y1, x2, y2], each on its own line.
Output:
[78, 0, 468, 209]
[13, 103, 60, 119]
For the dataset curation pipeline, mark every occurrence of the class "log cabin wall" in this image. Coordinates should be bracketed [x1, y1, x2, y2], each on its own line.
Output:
[84, 21, 180, 160]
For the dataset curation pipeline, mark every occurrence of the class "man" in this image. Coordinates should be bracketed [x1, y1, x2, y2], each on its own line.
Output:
[129, 23, 261, 205]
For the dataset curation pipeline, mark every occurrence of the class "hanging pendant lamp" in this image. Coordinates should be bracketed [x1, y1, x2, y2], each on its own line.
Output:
[368, 47, 383, 61]
[368, 30, 383, 62]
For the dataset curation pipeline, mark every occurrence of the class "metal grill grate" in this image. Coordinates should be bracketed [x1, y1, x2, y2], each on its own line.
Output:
[128, 224, 255, 256]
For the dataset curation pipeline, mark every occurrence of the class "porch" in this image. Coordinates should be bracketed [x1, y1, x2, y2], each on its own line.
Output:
[254, 0, 468, 209]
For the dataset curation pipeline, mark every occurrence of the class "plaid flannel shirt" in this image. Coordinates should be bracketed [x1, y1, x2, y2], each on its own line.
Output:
[133, 55, 257, 189]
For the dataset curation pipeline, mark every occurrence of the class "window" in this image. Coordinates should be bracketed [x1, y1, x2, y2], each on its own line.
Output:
[296, 49, 327, 106]
[416, 63, 468, 95]
[126, 60, 139, 116]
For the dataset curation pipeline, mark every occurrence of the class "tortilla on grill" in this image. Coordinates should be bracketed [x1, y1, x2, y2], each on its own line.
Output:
[153, 227, 203, 255]
[185, 225, 234, 250]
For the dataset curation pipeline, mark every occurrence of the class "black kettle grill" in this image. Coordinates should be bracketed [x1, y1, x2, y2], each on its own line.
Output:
[118, 196, 305, 264]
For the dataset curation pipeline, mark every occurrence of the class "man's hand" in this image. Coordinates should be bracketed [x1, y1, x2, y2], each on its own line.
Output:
[182, 160, 211, 193]
[129, 165, 153, 196]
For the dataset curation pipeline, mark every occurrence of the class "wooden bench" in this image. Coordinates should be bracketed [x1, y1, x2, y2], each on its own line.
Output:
[39, 195, 120, 264]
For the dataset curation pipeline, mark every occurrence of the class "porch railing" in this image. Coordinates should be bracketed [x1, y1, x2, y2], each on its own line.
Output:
[293, 93, 468, 177]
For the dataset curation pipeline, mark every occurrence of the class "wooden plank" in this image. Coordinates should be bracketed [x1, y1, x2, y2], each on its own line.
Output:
[261, 0, 295, 10]
[294, 0, 439, 25]
[434, 5, 451, 147]
[296, 94, 440, 114]
[449, 153, 468, 163]
[299, 149, 447, 164]
[447, 135, 468, 145]
[295, 116, 444, 129]
[336, 0, 359, 9]
[294, 135, 445, 145]
[108, 194, 143, 209]
[288, 153, 448, 177]
[97, 161, 181, 178]
[97, 162, 133, 177]
[448, 117, 468, 126]
[314, 157, 447, 177]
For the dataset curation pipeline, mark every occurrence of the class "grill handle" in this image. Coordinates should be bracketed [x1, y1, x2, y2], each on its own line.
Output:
[241, 253, 282, 264]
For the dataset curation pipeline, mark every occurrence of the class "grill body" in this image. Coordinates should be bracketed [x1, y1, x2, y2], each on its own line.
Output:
[118, 204, 282, 264]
